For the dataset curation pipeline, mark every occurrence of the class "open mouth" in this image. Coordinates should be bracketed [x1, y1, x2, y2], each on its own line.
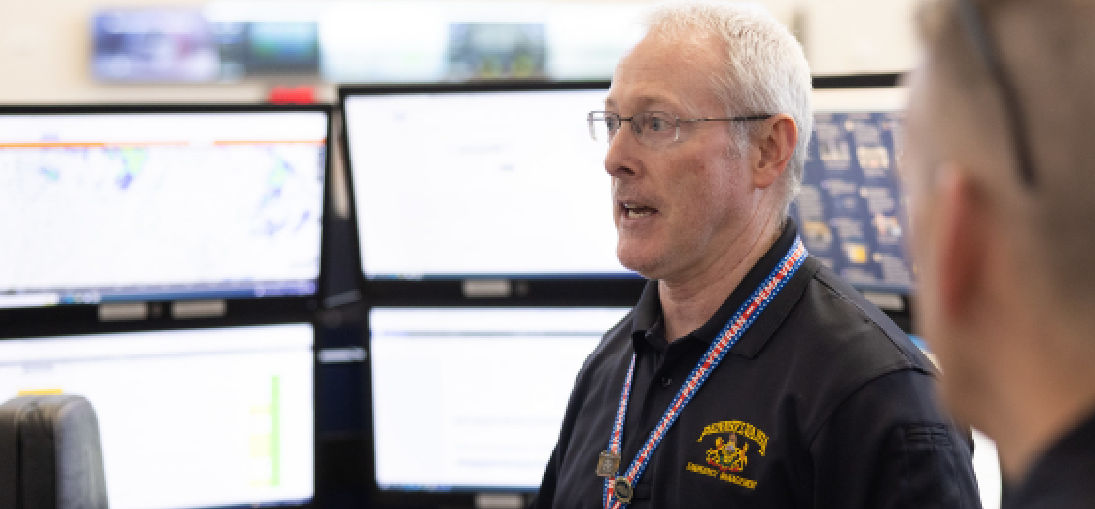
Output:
[621, 202, 658, 219]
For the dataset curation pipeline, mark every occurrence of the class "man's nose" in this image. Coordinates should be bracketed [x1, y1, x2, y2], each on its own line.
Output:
[605, 124, 641, 178]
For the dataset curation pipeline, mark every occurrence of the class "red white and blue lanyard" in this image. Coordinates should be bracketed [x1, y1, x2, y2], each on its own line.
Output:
[602, 237, 807, 509]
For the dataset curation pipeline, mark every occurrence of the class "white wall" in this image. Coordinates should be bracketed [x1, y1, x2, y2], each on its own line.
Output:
[800, 0, 918, 74]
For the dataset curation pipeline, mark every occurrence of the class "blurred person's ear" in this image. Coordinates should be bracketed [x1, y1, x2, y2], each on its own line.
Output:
[934, 163, 988, 319]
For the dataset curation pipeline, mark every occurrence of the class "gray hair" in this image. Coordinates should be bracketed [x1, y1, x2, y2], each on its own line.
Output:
[645, 2, 813, 215]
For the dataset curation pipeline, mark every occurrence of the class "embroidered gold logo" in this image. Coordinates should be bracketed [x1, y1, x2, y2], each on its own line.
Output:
[684, 420, 768, 490]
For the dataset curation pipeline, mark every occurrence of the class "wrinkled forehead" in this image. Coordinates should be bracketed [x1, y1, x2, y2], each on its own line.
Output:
[605, 32, 725, 116]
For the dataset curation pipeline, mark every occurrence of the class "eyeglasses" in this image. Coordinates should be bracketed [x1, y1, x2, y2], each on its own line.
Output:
[955, 0, 1037, 189]
[587, 110, 772, 148]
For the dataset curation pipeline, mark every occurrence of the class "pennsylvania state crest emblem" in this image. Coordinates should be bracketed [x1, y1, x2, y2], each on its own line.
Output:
[707, 432, 750, 472]
[685, 420, 768, 490]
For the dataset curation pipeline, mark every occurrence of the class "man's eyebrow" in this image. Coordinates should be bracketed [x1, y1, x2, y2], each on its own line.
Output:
[604, 94, 678, 113]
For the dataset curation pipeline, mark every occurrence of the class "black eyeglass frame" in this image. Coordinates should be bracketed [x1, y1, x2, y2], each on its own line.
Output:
[954, 0, 1038, 189]
[587, 110, 773, 146]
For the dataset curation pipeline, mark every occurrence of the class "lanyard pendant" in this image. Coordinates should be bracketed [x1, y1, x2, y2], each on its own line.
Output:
[613, 476, 634, 503]
[596, 451, 621, 477]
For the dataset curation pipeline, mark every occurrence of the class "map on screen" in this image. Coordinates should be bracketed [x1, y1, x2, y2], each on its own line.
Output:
[0, 108, 328, 307]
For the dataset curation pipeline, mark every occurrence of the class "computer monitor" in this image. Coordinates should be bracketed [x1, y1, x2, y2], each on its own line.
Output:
[91, 8, 220, 83]
[0, 105, 330, 308]
[340, 82, 631, 281]
[213, 22, 320, 77]
[367, 306, 629, 501]
[792, 84, 913, 294]
[0, 322, 315, 509]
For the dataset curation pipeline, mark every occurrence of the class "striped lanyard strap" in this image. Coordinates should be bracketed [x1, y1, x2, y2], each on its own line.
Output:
[601, 237, 807, 509]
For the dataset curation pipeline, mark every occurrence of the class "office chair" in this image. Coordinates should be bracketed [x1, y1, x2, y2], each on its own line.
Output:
[0, 395, 108, 509]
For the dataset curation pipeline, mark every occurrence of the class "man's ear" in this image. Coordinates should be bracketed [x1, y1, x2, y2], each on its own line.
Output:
[753, 114, 797, 189]
[934, 164, 987, 320]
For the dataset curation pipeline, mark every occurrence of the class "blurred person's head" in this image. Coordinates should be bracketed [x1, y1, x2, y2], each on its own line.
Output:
[600, 2, 810, 282]
[905, 0, 1095, 479]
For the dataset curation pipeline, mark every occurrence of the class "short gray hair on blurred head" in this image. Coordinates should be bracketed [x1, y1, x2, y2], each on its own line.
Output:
[916, 0, 1095, 316]
[644, 1, 813, 216]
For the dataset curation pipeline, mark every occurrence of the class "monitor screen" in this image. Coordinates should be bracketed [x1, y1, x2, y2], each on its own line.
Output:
[92, 8, 221, 83]
[213, 22, 320, 77]
[0, 322, 315, 509]
[0, 106, 329, 308]
[92, 9, 320, 82]
[368, 306, 629, 493]
[446, 23, 547, 80]
[791, 91, 912, 293]
[341, 84, 631, 280]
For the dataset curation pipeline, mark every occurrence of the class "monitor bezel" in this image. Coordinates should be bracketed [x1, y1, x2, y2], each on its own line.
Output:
[0, 316, 320, 509]
[0, 103, 333, 318]
[337, 81, 649, 306]
[362, 302, 633, 508]
[812, 72, 902, 89]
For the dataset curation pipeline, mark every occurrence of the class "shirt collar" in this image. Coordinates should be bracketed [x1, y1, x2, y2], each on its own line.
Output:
[628, 219, 813, 358]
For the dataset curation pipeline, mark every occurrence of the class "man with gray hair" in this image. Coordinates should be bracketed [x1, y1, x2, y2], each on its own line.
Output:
[532, 2, 980, 508]
[904, 0, 1095, 507]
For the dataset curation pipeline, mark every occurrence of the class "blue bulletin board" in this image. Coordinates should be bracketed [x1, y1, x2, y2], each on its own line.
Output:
[791, 111, 913, 293]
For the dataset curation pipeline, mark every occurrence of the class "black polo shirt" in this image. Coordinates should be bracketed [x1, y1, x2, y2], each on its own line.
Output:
[1002, 408, 1095, 509]
[532, 222, 981, 508]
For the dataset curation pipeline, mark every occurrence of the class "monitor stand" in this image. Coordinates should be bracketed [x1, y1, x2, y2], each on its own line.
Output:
[474, 493, 524, 509]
